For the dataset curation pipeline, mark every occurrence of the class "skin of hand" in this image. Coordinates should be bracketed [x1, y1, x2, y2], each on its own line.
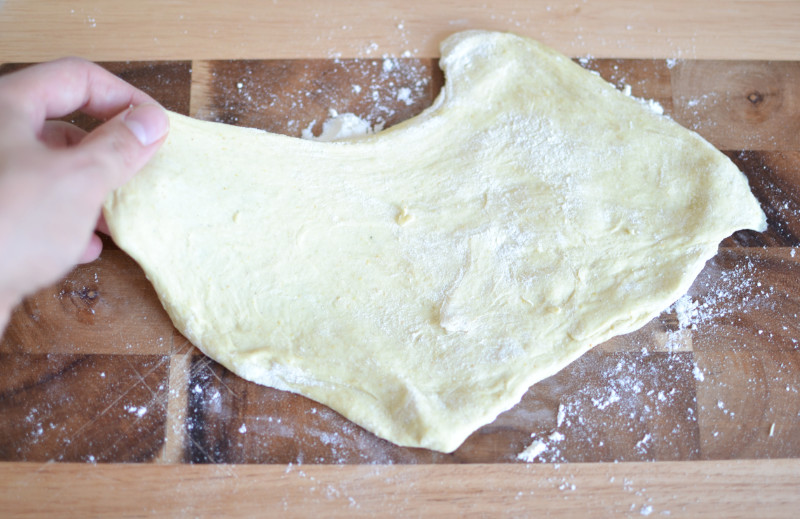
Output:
[0, 58, 169, 333]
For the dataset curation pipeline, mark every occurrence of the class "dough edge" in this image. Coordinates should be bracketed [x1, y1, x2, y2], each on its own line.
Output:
[104, 30, 767, 453]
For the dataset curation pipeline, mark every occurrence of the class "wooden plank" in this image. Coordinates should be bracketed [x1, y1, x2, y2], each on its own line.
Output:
[2, 57, 799, 466]
[695, 349, 800, 459]
[687, 247, 800, 352]
[5, 249, 795, 464]
[577, 58, 674, 114]
[0, 460, 798, 518]
[0, 354, 169, 462]
[0, 6, 796, 506]
[0, 251, 176, 356]
[182, 349, 701, 465]
[670, 61, 800, 150]
[154, 342, 194, 464]
[725, 151, 800, 247]
[189, 58, 441, 136]
[688, 248, 800, 459]
[2, 1, 800, 62]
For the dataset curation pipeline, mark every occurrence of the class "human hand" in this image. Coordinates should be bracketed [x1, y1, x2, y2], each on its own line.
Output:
[0, 58, 169, 333]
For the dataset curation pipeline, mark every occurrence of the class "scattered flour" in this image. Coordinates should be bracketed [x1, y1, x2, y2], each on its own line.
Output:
[396, 87, 413, 105]
[592, 388, 621, 410]
[517, 430, 566, 463]
[124, 405, 148, 417]
[556, 404, 566, 427]
[634, 433, 652, 453]
[692, 363, 705, 382]
[620, 82, 664, 115]
[9, 43, 782, 472]
[671, 294, 699, 330]
[201, 55, 431, 137]
[301, 109, 379, 141]
[517, 438, 548, 462]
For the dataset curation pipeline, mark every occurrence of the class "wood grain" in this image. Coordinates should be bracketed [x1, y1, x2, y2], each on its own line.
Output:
[1, 460, 799, 518]
[687, 247, 800, 353]
[2, 1, 800, 62]
[0, 354, 169, 462]
[2, 56, 799, 467]
[577, 58, 674, 115]
[1, 48, 799, 515]
[670, 61, 800, 151]
[182, 348, 701, 465]
[1, 252, 176, 356]
[190, 58, 442, 136]
[695, 349, 800, 459]
[725, 151, 800, 247]
[0, 0, 798, 512]
[155, 344, 194, 464]
[686, 248, 800, 459]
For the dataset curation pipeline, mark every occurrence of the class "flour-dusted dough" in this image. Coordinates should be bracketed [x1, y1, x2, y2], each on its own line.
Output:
[104, 31, 766, 452]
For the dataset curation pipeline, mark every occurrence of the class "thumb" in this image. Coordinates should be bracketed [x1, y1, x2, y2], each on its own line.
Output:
[75, 103, 170, 191]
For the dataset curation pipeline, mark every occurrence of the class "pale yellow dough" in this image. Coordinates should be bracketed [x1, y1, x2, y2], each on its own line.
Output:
[104, 31, 766, 452]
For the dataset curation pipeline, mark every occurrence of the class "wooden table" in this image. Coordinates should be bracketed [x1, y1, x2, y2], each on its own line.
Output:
[1, 1, 799, 517]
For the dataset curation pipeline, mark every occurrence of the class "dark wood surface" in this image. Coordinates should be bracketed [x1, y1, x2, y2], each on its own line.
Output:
[1, 57, 798, 465]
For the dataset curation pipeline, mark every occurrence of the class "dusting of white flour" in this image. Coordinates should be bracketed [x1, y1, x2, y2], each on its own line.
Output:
[301, 109, 381, 141]
[620, 83, 664, 115]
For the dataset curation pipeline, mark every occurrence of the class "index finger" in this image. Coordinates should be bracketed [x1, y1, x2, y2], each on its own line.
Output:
[0, 57, 158, 131]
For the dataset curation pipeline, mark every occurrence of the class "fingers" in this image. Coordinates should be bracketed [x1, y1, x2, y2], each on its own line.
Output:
[0, 58, 170, 314]
[0, 58, 157, 131]
[72, 103, 169, 191]
[80, 214, 109, 265]
[0, 59, 171, 192]
[78, 233, 103, 264]
[39, 120, 87, 148]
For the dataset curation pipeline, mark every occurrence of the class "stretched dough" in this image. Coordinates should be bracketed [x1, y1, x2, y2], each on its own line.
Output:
[104, 31, 766, 452]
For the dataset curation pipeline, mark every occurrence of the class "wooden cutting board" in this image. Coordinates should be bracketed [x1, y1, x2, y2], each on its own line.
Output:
[1, 52, 799, 518]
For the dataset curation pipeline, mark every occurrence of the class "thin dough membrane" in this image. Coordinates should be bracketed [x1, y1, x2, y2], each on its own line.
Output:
[104, 31, 766, 452]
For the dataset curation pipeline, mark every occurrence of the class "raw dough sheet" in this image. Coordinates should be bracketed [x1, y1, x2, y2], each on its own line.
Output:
[104, 31, 766, 452]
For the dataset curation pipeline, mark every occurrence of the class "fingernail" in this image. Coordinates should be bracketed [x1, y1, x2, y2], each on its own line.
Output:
[123, 103, 169, 146]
